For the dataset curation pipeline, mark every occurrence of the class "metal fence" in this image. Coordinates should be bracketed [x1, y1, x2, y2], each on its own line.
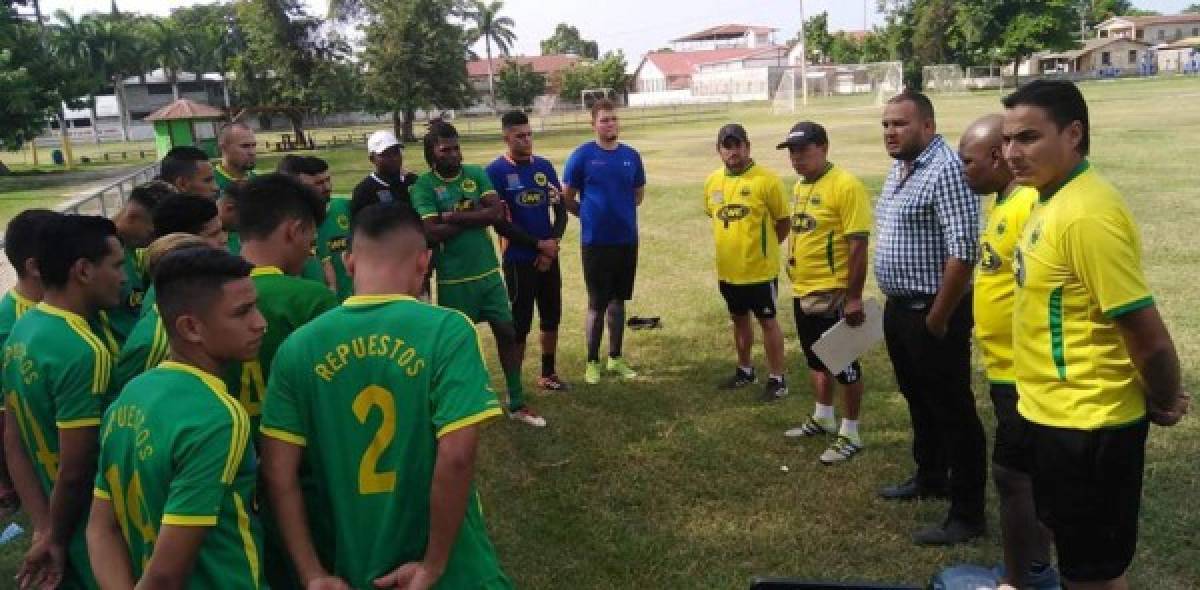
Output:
[0, 161, 160, 291]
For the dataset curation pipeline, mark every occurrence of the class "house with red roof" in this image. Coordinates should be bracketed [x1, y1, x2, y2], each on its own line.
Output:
[464, 54, 583, 110]
[630, 24, 792, 104]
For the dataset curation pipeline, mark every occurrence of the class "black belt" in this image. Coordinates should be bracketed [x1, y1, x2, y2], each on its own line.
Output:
[887, 294, 935, 311]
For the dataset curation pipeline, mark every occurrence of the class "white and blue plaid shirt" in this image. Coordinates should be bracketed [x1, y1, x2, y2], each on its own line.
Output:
[874, 135, 980, 297]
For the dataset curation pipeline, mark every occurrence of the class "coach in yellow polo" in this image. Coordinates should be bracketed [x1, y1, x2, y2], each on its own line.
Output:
[703, 124, 790, 402]
[1005, 80, 1189, 588]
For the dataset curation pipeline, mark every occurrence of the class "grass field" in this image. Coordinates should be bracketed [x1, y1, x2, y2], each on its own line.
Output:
[2, 76, 1199, 588]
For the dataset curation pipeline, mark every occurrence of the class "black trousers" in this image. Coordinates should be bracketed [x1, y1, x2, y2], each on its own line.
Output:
[883, 294, 986, 525]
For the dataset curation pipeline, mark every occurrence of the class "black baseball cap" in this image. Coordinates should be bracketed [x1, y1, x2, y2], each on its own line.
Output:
[717, 123, 749, 145]
[776, 122, 828, 149]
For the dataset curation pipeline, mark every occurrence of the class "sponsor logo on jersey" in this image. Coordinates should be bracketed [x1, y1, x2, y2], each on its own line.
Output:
[792, 213, 817, 233]
[980, 241, 1002, 272]
[462, 178, 478, 193]
[534, 172, 548, 187]
[716, 204, 751, 228]
[328, 236, 348, 252]
[518, 190, 544, 206]
[336, 214, 350, 230]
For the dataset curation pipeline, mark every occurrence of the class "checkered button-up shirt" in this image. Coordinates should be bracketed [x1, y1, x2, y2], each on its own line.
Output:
[874, 135, 980, 297]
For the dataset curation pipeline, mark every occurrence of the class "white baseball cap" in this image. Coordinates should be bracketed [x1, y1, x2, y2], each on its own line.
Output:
[367, 130, 402, 155]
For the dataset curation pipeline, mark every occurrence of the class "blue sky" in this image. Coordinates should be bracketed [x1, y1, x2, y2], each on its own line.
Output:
[39, 0, 1200, 63]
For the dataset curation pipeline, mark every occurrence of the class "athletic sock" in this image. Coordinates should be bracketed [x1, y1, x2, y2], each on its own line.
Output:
[504, 369, 525, 412]
[839, 418, 860, 443]
[813, 403, 835, 421]
[541, 354, 555, 377]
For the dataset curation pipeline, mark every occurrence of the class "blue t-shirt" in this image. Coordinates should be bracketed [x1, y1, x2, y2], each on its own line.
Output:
[486, 155, 561, 264]
[563, 141, 645, 246]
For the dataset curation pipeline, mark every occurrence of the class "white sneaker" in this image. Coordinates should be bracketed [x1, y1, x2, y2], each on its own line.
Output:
[509, 407, 547, 428]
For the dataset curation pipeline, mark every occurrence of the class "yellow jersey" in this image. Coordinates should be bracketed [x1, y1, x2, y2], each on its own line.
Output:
[703, 162, 789, 284]
[973, 186, 1038, 384]
[786, 164, 872, 296]
[1013, 162, 1153, 429]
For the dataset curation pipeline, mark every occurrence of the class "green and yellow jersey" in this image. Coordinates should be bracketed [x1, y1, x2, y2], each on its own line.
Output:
[107, 305, 169, 405]
[0, 290, 36, 345]
[261, 295, 510, 589]
[410, 166, 503, 284]
[96, 361, 262, 588]
[973, 186, 1038, 385]
[1014, 161, 1154, 429]
[786, 164, 872, 297]
[107, 246, 148, 344]
[317, 195, 354, 301]
[215, 165, 256, 198]
[227, 231, 331, 289]
[223, 267, 337, 427]
[4, 302, 113, 589]
[702, 162, 789, 285]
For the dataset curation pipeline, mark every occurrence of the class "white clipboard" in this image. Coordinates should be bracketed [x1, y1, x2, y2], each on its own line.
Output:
[811, 298, 885, 375]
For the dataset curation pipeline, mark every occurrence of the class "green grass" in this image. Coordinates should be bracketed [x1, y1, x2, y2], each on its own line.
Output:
[3, 76, 1199, 587]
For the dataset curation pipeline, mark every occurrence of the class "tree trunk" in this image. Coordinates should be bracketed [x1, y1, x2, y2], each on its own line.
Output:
[115, 77, 130, 141]
[1010, 55, 1023, 89]
[287, 111, 307, 147]
[88, 96, 101, 144]
[171, 71, 180, 100]
[485, 37, 496, 113]
[392, 110, 403, 139]
[401, 107, 416, 143]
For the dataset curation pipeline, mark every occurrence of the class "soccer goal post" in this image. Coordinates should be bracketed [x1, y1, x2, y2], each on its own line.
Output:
[580, 88, 617, 111]
[923, 64, 968, 94]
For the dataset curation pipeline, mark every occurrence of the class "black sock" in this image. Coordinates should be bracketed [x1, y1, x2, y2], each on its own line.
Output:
[541, 354, 555, 377]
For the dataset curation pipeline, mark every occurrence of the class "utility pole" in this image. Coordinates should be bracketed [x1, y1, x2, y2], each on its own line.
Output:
[799, 0, 808, 107]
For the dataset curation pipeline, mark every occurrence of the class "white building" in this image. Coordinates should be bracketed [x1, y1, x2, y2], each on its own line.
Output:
[1096, 14, 1200, 44]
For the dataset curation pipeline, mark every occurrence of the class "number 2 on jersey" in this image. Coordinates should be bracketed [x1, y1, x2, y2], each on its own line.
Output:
[352, 385, 397, 494]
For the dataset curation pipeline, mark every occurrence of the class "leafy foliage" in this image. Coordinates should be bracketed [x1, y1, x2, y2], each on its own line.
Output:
[540, 23, 598, 59]
[495, 60, 546, 108]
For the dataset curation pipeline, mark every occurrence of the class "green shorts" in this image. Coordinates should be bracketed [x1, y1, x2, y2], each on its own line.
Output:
[437, 271, 513, 324]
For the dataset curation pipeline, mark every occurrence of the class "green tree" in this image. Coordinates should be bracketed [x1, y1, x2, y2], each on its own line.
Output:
[361, 0, 473, 141]
[828, 33, 863, 64]
[463, 0, 516, 112]
[804, 11, 834, 63]
[957, 0, 1078, 85]
[540, 23, 598, 58]
[231, 0, 352, 145]
[557, 51, 627, 101]
[143, 16, 189, 99]
[495, 61, 546, 108]
[1185, 3, 1200, 14]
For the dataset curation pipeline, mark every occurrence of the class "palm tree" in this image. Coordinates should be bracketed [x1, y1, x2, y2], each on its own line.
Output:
[144, 17, 189, 100]
[463, 0, 516, 111]
[49, 11, 107, 142]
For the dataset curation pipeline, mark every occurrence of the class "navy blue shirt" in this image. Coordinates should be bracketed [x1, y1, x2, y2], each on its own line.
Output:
[563, 141, 645, 246]
[486, 155, 562, 264]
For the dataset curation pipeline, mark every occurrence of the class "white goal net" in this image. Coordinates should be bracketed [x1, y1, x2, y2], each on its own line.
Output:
[924, 64, 968, 94]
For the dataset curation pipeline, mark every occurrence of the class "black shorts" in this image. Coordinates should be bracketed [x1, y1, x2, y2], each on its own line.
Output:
[718, 280, 777, 319]
[989, 383, 1032, 472]
[1025, 417, 1149, 582]
[581, 243, 637, 306]
[793, 299, 861, 385]
[503, 259, 563, 338]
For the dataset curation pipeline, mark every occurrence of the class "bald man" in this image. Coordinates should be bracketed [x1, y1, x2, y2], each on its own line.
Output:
[958, 116, 1057, 589]
[216, 123, 258, 199]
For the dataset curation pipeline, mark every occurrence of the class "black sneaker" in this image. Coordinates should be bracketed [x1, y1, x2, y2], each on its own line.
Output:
[718, 367, 756, 389]
[761, 376, 787, 401]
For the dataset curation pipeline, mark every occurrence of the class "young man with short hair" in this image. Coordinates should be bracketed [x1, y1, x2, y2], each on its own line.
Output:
[1004, 80, 1189, 590]
[108, 182, 172, 343]
[486, 111, 570, 390]
[412, 122, 547, 427]
[279, 155, 351, 299]
[778, 122, 873, 465]
[4, 214, 126, 589]
[351, 130, 418, 216]
[0, 209, 61, 516]
[160, 145, 218, 198]
[702, 124, 789, 401]
[152, 193, 228, 249]
[957, 114, 1056, 589]
[562, 99, 647, 384]
[87, 247, 266, 589]
[261, 203, 511, 590]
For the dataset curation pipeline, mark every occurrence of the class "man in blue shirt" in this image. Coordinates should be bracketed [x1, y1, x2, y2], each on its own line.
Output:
[563, 99, 646, 385]
[486, 111, 570, 391]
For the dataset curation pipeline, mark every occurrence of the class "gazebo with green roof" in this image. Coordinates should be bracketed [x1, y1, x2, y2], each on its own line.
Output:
[143, 98, 226, 160]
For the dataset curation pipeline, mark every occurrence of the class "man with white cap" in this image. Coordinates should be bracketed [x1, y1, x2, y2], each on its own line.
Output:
[352, 130, 419, 217]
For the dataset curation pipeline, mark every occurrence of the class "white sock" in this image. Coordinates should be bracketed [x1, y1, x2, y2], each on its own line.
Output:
[813, 403, 835, 421]
[840, 419, 860, 441]
[768, 373, 784, 382]
[738, 365, 754, 375]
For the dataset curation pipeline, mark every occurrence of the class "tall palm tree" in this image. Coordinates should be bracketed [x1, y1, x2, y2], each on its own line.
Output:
[463, 0, 516, 111]
[49, 11, 106, 142]
[145, 17, 189, 100]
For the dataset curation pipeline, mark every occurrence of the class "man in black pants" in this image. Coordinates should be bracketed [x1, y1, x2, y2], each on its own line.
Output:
[486, 111, 570, 390]
[874, 91, 985, 546]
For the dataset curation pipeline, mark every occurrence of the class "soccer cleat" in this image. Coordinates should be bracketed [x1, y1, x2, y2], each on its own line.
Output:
[584, 361, 602, 384]
[819, 435, 864, 465]
[784, 416, 835, 438]
[606, 357, 638, 379]
[760, 377, 787, 402]
[536, 374, 570, 391]
[718, 367, 757, 389]
[509, 407, 547, 428]
[992, 563, 1063, 590]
